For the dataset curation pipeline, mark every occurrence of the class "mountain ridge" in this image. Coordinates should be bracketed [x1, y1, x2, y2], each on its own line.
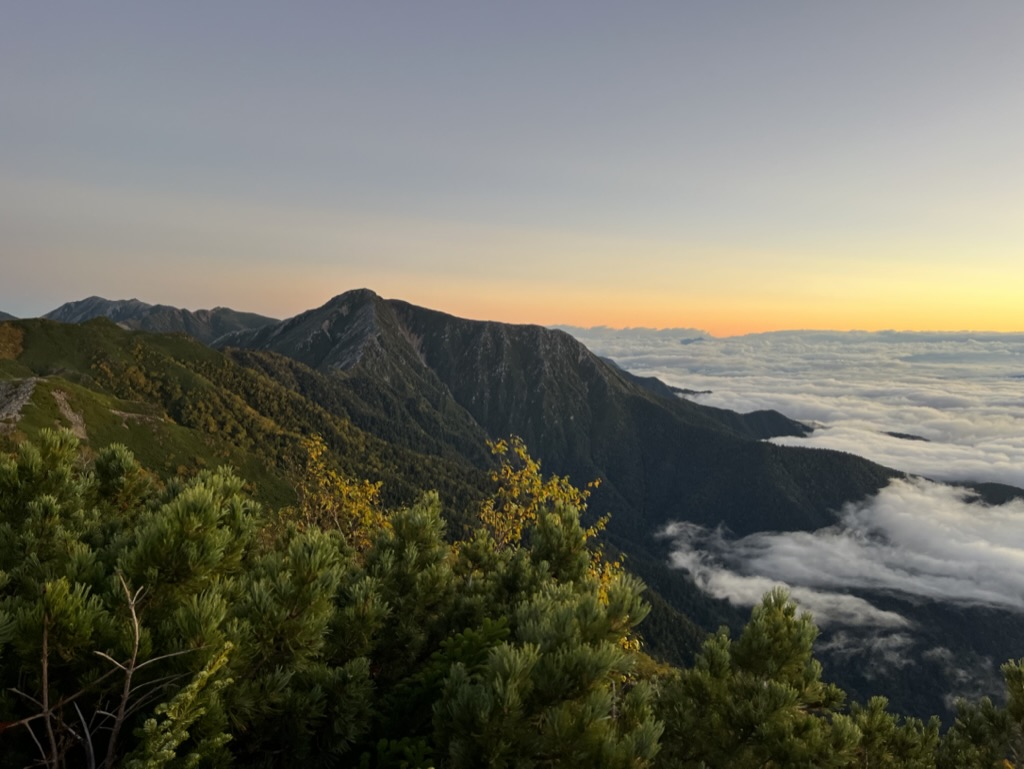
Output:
[14, 290, 910, 542]
[219, 289, 897, 540]
[44, 296, 278, 344]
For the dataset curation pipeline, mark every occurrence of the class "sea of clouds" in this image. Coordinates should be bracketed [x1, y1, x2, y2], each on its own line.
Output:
[560, 327, 1024, 651]
[563, 328, 1024, 491]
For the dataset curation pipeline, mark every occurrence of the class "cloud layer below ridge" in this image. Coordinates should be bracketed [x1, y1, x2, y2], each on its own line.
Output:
[563, 328, 1024, 488]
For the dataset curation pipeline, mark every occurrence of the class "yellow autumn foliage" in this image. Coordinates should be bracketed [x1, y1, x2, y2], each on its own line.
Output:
[480, 437, 628, 614]
[289, 434, 389, 551]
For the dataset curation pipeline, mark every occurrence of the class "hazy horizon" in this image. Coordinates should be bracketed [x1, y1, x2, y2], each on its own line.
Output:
[7, 291, 1024, 337]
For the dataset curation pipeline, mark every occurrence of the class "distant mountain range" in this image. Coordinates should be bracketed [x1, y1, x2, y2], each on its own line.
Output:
[43, 296, 277, 344]
[6, 288, 1023, 720]
[0, 310, 16, 321]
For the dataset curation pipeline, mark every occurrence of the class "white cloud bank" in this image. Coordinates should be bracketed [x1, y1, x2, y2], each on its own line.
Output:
[661, 478, 1024, 626]
[562, 328, 1024, 489]
[564, 328, 1024, 705]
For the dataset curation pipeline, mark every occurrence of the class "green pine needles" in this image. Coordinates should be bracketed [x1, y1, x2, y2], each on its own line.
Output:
[2, 429, 1024, 768]
[0, 431, 657, 768]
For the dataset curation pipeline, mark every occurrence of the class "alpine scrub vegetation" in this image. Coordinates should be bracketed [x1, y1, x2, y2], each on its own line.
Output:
[1, 428, 1022, 768]
[0, 430, 656, 768]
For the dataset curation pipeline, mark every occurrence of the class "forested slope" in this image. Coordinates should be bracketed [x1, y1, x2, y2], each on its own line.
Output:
[0, 318, 487, 523]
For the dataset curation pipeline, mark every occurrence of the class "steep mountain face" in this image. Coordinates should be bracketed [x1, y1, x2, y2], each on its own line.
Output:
[0, 311, 16, 321]
[223, 289, 897, 541]
[219, 289, 493, 465]
[389, 299, 895, 537]
[44, 296, 277, 344]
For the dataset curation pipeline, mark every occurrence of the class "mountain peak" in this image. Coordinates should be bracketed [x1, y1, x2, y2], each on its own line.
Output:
[218, 288, 397, 371]
[323, 287, 382, 307]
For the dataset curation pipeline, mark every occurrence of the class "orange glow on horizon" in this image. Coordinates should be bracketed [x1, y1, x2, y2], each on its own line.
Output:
[260, 284, 1024, 339]
[135, 232, 1023, 339]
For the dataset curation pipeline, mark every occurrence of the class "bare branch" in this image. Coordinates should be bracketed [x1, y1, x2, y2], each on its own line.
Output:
[21, 719, 47, 766]
[7, 686, 44, 708]
[101, 573, 143, 769]
[93, 646, 195, 671]
[122, 674, 189, 720]
[92, 651, 127, 672]
[132, 648, 197, 670]
[42, 618, 59, 769]
[73, 703, 96, 769]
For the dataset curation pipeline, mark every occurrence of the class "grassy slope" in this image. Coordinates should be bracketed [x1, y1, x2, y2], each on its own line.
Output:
[0, 319, 488, 519]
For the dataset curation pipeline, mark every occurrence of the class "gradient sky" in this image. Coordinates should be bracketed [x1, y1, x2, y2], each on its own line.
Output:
[3, 2, 1022, 335]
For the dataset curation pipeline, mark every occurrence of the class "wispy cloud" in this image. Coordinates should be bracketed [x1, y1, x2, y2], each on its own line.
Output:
[662, 519, 910, 628]
[817, 631, 917, 676]
[922, 647, 1001, 709]
[662, 478, 1024, 622]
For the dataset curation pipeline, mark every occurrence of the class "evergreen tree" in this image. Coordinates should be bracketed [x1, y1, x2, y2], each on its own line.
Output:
[656, 589, 860, 769]
[431, 505, 661, 769]
[0, 430, 239, 768]
[6, 429, 989, 769]
[0, 430, 663, 768]
[847, 696, 939, 769]
[937, 658, 1024, 769]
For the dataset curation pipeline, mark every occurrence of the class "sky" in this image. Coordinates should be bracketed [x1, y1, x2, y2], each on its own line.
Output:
[3, 2, 1023, 335]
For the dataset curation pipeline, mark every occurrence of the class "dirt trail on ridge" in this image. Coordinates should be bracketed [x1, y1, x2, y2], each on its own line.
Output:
[51, 389, 88, 440]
